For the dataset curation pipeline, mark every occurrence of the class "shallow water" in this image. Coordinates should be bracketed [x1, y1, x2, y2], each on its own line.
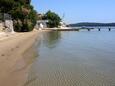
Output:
[25, 30, 115, 86]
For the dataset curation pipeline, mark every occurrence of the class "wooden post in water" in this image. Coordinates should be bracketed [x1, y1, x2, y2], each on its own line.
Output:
[88, 29, 90, 31]
[98, 28, 101, 31]
[108, 28, 111, 31]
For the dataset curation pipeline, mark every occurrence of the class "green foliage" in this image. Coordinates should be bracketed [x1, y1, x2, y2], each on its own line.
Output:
[0, 0, 15, 13]
[44, 10, 61, 28]
[0, 0, 37, 32]
[28, 9, 37, 26]
[14, 21, 22, 32]
[11, 7, 25, 20]
[0, 13, 4, 21]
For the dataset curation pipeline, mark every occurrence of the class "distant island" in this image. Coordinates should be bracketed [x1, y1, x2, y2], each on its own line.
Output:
[69, 22, 115, 27]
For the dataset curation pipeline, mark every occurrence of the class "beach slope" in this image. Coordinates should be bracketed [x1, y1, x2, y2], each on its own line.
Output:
[0, 31, 39, 86]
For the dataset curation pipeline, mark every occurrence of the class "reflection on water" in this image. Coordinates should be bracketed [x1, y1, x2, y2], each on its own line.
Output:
[41, 31, 61, 49]
[25, 30, 115, 86]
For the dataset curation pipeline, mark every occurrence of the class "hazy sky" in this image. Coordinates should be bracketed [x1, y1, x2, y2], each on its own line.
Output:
[31, 0, 115, 24]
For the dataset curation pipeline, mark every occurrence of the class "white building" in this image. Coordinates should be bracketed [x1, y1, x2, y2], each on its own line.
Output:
[35, 20, 48, 30]
[59, 21, 67, 28]
[0, 13, 14, 33]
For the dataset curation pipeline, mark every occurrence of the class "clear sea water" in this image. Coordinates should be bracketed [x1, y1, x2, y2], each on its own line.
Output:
[25, 28, 115, 86]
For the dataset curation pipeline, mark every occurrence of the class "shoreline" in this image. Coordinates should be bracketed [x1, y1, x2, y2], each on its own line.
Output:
[0, 30, 40, 86]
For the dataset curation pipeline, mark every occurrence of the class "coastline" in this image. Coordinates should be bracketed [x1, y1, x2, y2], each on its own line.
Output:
[0, 30, 40, 86]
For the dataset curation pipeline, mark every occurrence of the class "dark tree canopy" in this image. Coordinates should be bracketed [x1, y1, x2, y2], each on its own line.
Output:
[14, 0, 31, 4]
[0, 0, 37, 32]
[0, 0, 15, 13]
[43, 10, 61, 28]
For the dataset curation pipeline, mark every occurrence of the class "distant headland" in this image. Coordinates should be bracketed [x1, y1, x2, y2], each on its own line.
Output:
[69, 22, 115, 27]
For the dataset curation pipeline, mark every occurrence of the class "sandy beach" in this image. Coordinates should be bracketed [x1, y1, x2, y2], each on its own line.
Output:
[0, 30, 40, 86]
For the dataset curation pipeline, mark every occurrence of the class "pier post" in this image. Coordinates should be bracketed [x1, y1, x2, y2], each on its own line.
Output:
[108, 28, 111, 31]
[98, 28, 101, 31]
[88, 29, 90, 31]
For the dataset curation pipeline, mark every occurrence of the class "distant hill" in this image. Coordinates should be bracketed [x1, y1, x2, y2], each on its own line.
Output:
[69, 22, 115, 27]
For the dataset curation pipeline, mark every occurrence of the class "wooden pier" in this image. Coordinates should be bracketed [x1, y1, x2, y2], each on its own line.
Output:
[79, 28, 113, 31]
[54, 29, 79, 31]
[43, 29, 80, 31]
[43, 28, 113, 31]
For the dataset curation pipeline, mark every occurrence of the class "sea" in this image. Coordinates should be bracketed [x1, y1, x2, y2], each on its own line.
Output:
[25, 27, 115, 86]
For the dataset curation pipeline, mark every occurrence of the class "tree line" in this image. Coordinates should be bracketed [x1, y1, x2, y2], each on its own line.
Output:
[0, 0, 61, 32]
[0, 0, 37, 32]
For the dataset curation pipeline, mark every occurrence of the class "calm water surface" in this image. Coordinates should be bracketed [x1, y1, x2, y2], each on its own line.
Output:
[25, 29, 115, 86]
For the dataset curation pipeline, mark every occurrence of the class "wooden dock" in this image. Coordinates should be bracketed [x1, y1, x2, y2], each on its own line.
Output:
[43, 28, 114, 31]
[53, 29, 79, 31]
[43, 29, 80, 31]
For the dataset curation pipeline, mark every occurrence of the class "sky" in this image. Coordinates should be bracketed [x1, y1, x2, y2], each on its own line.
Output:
[31, 0, 115, 24]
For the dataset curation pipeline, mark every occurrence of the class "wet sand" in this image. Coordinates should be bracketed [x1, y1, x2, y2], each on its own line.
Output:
[0, 30, 40, 86]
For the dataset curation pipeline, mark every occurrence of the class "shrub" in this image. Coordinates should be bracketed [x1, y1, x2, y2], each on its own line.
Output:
[0, 0, 37, 32]
[43, 10, 61, 28]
